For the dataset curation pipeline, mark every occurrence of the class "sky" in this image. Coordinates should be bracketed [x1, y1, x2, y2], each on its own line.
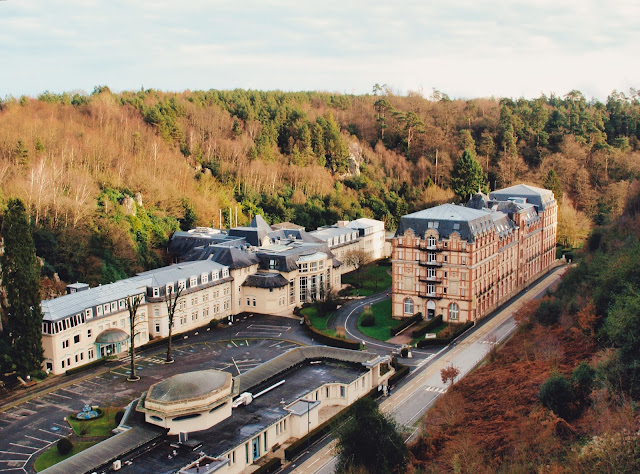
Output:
[1, 0, 638, 101]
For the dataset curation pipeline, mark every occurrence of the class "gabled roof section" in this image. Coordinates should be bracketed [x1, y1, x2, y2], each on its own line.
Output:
[187, 245, 259, 269]
[250, 214, 273, 233]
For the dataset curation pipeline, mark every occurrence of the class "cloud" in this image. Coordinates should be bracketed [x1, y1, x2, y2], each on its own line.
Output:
[0, 0, 638, 100]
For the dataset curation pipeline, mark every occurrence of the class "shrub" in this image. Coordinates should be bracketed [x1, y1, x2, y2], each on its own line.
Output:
[57, 437, 73, 455]
[539, 372, 574, 419]
[115, 409, 125, 426]
[534, 298, 563, 326]
[360, 309, 375, 327]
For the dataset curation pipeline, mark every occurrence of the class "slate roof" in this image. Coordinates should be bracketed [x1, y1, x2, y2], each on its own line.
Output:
[41, 279, 147, 322]
[242, 272, 289, 289]
[490, 184, 555, 211]
[182, 245, 260, 269]
[41, 260, 231, 322]
[167, 230, 240, 257]
[396, 203, 495, 242]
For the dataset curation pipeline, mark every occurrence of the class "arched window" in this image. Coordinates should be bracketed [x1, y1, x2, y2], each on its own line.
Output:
[449, 303, 459, 320]
[428, 236, 437, 247]
[404, 298, 414, 315]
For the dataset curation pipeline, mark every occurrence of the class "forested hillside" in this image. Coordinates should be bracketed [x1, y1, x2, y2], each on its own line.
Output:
[409, 185, 640, 473]
[0, 87, 639, 289]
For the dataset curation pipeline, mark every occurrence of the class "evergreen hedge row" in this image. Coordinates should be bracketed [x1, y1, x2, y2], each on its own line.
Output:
[253, 457, 281, 474]
[416, 321, 474, 347]
[389, 312, 423, 337]
[302, 316, 361, 350]
[411, 315, 443, 338]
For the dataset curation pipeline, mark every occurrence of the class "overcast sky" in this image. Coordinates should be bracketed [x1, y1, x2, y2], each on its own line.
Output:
[1, 0, 638, 101]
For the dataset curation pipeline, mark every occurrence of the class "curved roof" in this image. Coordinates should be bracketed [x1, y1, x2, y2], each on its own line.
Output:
[148, 370, 230, 403]
[95, 328, 129, 344]
[242, 272, 289, 289]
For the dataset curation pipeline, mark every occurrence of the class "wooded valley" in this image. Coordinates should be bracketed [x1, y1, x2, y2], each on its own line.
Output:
[1, 86, 639, 289]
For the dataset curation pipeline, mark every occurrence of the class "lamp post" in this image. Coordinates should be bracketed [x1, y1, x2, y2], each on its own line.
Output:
[26, 375, 31, 398]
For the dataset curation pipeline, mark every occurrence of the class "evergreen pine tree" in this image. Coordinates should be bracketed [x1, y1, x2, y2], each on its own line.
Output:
[0, 199, 43, 376]
[450, 149, 488, 201]
[544, 169, 563, 204]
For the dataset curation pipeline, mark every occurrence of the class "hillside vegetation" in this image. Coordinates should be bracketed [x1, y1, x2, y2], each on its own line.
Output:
[0, 87, 639, 289]
[409, 187, 640, 473]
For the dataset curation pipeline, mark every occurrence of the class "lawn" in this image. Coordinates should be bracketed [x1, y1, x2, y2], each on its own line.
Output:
[357, 299, 397, 341]
[34, 441, 99, 472]
[301, 306, 337, 337]
[67, 406, 120, 437]
[342, 261, 392, 297]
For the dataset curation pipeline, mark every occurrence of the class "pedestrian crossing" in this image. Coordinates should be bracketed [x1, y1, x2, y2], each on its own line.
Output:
[424, 386, 447, 394]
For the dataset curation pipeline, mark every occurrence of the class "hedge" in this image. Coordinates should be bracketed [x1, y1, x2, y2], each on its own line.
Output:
[284, 386, 379, 460]
[253, 457, 281, 474]
[416, 321, 474, 348]
[411, 315, 443, 338]
[65, 357, 107, 376]
[388, 362, 410, 386]
[302, 316, 360, 350]
[389, 312, 423, 337]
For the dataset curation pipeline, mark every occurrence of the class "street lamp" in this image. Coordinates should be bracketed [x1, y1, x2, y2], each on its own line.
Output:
[26, 375, 31, 398]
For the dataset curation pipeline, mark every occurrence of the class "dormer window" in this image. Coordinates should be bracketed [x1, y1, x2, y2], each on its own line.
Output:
[427, 236, 437, 247]
[166, 283, 174, 294]
[212, 271, 219, 281]
[201, 273, 208, 284]
[152, 287, 159, 297]
[190, 276, 198, 287]
[119, 299, 125, 309]
[222, 268, 229, 278]
[178, 280, 186, 291]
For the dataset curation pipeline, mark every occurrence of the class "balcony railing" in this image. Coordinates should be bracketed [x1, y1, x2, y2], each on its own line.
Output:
[418, 260, 443, 267]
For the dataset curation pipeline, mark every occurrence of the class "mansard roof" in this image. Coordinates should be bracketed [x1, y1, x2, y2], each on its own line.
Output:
[396, 203, 495, 242]
[490, 184, 555, 211]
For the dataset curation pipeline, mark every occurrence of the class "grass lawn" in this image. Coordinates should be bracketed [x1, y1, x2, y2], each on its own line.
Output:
[34, 441, 99, 472]
[301, 306, 337, 337]
[357, 299, 397, 341]
[342, 261, 392, 297]
[67, 407, 119, 437]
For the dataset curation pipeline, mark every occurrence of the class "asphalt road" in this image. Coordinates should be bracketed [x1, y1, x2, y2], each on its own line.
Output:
[289, 264, 569, 474]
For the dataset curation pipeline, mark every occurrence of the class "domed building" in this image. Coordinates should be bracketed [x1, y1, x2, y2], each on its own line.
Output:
[137, 369, 233, 434]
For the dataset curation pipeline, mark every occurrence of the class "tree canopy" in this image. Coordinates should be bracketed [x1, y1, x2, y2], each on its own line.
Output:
[450, 149, 488, 201]
[0, 199, 44, 376]
[334, 397, 408, 473]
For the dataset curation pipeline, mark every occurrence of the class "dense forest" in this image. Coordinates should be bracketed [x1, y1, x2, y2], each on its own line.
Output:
[409, 185, 640, 472]
[1, 86, 639, 290]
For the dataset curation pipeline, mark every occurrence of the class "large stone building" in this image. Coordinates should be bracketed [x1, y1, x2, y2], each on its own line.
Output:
[391, 184, 557, 323]
[40, 216, 387, 375]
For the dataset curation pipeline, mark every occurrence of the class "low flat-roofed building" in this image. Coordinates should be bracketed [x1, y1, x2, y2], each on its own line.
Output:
[43, 346, 393, 474]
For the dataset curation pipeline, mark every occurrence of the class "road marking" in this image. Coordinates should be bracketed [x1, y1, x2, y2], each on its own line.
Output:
[0, 460, 26, 464]
[39, 428, 65, 438]
[0, 451, 29, 456]
[25, 435, 51, 444]
[9, 444, 37, 451]
[248, 324, 291, 331]
[46, 391, 72, 400]
[424, 386, 447, 394]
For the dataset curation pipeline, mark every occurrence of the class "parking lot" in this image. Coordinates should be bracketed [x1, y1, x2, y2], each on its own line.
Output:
[0, 315, 307, 473]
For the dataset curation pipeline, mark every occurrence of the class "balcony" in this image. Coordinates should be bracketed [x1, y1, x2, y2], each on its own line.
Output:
[418, 291, 443, 299]
[418, 260, 443, 267]
[418, 276, 442, 283]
